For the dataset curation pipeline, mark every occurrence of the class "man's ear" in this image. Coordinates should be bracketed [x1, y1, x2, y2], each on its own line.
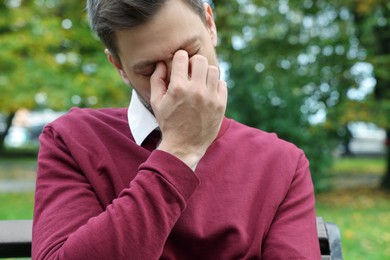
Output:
[105, 49, 131, 85]
[203, 3, 217, 47]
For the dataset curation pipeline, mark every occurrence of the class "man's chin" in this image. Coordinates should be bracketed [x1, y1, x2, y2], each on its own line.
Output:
[135, 91, 155, 116]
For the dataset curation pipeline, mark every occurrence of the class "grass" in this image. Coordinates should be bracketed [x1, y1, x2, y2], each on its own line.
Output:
[0, 192, 34, 219]
[316, 155, 389, 259]
[0, 156, 389, 259]
[330, 156, 386, 176]
[316, 188, 390, 259]
[0, 157, 36, 220]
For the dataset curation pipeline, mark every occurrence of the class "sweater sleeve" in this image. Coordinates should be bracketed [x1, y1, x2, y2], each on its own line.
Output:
[261, 152, 321, 259]
[32, 127, 199, 260]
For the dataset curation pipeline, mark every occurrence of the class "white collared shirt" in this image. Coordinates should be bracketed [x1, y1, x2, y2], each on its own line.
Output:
[127, 90, 159, 145]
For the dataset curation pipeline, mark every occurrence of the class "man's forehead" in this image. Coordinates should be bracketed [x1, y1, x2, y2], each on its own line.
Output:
[132, 35, 201, 69]
[114, 0, 207, 68]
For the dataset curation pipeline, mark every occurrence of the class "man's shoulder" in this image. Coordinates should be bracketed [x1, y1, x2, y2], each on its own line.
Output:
[226, 118, 302, 153]
[68, 107, 127, 119]
[227, 119, 282, 141]
[46, 107, 128, 133]
[53, 107, 126, 121]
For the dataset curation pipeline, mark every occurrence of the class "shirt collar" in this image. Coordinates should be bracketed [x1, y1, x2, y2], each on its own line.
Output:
[128, 89, 159, 145]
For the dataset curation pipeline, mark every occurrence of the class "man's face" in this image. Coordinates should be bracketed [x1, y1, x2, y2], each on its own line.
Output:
[107, 0, 218, 105]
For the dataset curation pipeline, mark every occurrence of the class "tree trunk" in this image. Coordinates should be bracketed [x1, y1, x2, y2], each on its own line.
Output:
[0, 112, 16, 156]
[381, 129, 390, 190]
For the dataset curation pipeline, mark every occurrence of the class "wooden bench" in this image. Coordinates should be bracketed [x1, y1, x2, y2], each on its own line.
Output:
[0, 217, 342, 259]
[317, 217, 343, 260]
[0, 220, 31, 258]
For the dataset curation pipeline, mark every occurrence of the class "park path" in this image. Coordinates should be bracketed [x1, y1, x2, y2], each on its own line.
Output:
[0, 158, 37, 193]
[0, 180, 35, 192]
[0, 158, 384, 192]
[329, 174, 382, 189]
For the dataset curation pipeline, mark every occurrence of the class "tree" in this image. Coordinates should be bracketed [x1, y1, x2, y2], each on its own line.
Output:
[214, 0, 359, 190]
[2, 0, 388, 190]
[213, 0, 390, 190]
[349, 0, 390, 188]
[0, 0, 128, 154]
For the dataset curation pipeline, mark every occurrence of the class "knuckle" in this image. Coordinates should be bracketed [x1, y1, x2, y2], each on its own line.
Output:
[208, 66, 220, 79]
[174, 50, 189, 62]
[191, 54, 208, 65]
[193, 90, 203, 100]
[208, 65, 219, 72]
[215, 99, 226, 113]
[169, 81, 185, 96]
[150, 73, 158, 83]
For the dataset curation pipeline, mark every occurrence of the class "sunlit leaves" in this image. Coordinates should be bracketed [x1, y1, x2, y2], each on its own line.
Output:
[214, 0, 389, 189]
[0, 0, 128, 115]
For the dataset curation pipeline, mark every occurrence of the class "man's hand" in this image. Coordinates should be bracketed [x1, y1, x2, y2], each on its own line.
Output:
[150, 50, 227, 170]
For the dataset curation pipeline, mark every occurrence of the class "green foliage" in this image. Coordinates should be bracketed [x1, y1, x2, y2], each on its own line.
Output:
[212, 0, 390, 190]
[350, 0, 390, 129]
[1, 0, 389, 189]
[0, 0, 129, 114]
[214, 0, 361, 189]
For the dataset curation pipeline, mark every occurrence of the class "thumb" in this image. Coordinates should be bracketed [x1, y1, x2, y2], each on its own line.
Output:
[150, 62, 167, 108]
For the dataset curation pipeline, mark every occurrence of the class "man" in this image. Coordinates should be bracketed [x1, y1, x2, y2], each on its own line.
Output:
[32, 0, 321, 259]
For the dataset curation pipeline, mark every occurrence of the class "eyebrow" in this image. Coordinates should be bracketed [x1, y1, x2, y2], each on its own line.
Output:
[133, 35, 200, 71]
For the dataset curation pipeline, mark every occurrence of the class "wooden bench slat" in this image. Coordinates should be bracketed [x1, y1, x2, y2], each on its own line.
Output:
[0, 218, 342, 258]
[0, 220, 32, 258]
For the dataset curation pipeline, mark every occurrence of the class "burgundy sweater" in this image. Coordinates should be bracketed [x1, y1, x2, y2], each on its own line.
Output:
[32, 107, 320, 259]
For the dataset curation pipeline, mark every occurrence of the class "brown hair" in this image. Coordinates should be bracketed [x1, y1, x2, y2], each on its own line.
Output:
[87, 0, 206, 58]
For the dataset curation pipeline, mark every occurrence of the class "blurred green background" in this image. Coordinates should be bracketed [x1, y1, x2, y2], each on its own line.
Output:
[1, 0, 390, 259]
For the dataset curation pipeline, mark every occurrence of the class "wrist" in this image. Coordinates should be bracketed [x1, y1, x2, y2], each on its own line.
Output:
[157, 142, 204, 171]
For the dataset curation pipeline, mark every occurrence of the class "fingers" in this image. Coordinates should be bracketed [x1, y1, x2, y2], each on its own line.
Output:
[218, 79, 228, 107]
[171, 50, 189, 81]
[152, 50, 225, 105]
[152, 50, 227, 169]
[206, 65, 220, 92]
[188, 55, 220, 95]
[169, 50, 220, 90]
[150, 62, 167, 108]
[190, 55, 208, 85]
